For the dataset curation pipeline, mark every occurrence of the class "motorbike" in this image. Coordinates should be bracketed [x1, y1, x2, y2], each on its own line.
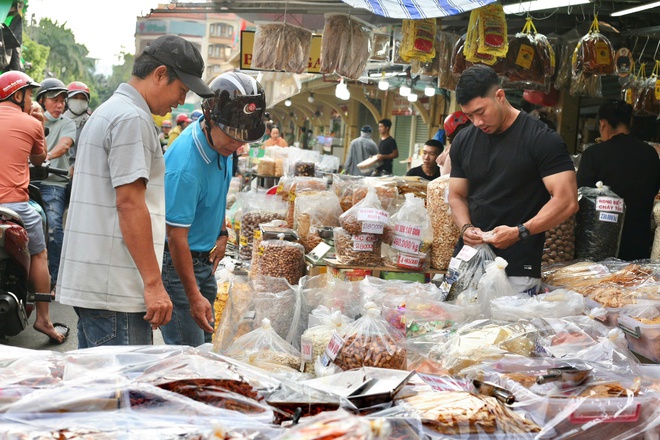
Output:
[0, 163, 68, 340]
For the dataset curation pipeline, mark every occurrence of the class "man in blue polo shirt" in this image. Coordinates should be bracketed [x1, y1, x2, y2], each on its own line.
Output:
[161, 72, 267, 346]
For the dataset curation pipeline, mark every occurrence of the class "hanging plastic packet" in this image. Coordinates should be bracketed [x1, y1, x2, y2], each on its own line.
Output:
[476, 257, 517, 317]
[572, 15, 614, 76]
[505, 17, 555, 86]
[464, 4, 508, 65]
[400, 18, 437, 63]
[252, 22, 313, 74]
[320, 13, 373, 79]
[575, 181, 626, 261]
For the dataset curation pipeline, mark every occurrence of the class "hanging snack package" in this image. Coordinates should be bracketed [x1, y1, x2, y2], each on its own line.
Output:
[573, 15, 614, 76]
[476, 257, 517, 317]
[239, 192, 287, 261]
[320, 13, 373, 80]
[400, 18, 437, 63]
[464, 4, 508, 65]
[332, 302, 407, 371]
[575, 181, 626, 261]
[446, 244, 497, 303]
[255, 237, 305, 286]
[252, 22, 313, 74]
[370, 28, 391, 62]
[427, 176, 461, 270]
[300, 307, 353, 375]
[451, 33, 472, 75]
[505, 17, 555, 86]
[384, 193, 432, 270]
[554, 36, 579, 90]
[225, 318, 303, 376]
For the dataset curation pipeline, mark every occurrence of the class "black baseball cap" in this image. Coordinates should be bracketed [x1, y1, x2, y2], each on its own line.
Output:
[143, 35, 214, 98]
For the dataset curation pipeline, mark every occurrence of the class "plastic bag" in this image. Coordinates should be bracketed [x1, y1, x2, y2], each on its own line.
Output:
[350, 178, 398, 212]
[333, 227, 382, 266]
[277, 408, 389, 439]
[285, 176, 328, 228]
[294, 190, 342, 252]
[575, 181, 626, 261]
[427, 176, 461, 270]
[477, 257, 517, 317]
[332, 173, 363, 212]
[490, 289, 586, 321]
[340, 186, 390, 236]
[572, 16, 615, 76]
[238, 192, 287, 260]
[254, 238, 305, 286]
[400, 18, 436, 63]
[333, 302, 407, 371]
[505, 17, 555, 86]
[301, 307, 353, 375]
[405, 295, 477, 338]
[252, 22, 312, 74]
[320, 13, 373, 79]
[383, 194, 432, 270]
[446, 244, 497, 302]
[256, 71, 302, 108]
[652, 202, 660, 261]
[464, 4, 508, 65]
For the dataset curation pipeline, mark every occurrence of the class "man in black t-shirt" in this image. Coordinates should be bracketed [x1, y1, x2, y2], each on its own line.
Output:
[448, 65, 578, 294]
[577, 100, 660, 260]
[376, 118, 398, 175]
[406, 139, 443, 181]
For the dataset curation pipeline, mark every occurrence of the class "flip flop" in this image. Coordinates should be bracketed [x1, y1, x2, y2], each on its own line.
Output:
[49, 322, 70, 345]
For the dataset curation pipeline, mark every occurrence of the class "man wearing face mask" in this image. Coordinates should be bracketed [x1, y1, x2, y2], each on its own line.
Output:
[34, 78, 76, 295]
[160, 71, 267, 346]
[64, 81, 92, 175]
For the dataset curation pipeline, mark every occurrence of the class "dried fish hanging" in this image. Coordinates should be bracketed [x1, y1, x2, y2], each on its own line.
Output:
[320, 13, 373, 80]
[554, 37, 579, 90]
[251, 18, 312, 74]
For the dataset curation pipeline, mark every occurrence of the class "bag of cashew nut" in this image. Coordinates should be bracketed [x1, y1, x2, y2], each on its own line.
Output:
[332, 302, 407, 371]
[383, 193, 432, 270]
[254, 238, 305, 286]
[427, 175, 461, 270]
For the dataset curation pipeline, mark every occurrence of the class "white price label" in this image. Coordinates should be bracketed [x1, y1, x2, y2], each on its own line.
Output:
[353, 241, 374, 251]
[391, 235, 422, 253]
[448, 257, 462, 271]
[357, 207, 389, 224]
[456, 245, 478, 261]
[324, 331, 344, 361]
[361, 221, 384, 234]
[599, 212, 619, 223]
[397, 253, 422, 269]
[301, 336, 313, 362]
[393, 221, 423, 239]
[596, 196, 624, 213]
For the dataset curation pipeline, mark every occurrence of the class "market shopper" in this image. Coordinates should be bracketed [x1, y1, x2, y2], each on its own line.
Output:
[35, 78, 76, 294]
[159, 119, 172, 151]
[161, 71, 266, 346]
[406, 139, 443, 181]
[437, 111, 471, 176]
[375, 118, 398, 176]
[448, 65, 578, 295]
[168, 113, 192, 146]
[576, 99, 660, 260]
[344, 125, 379, 176]
[262, 126, 287, 147]
[0, 71, 68, 343]
[57, 34, 214, 347]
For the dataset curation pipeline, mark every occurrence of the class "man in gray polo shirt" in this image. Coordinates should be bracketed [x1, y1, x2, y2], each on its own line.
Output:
[57, 35, 214, 347]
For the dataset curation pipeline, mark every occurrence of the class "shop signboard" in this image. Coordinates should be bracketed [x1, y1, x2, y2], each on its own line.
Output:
[240, 30, 322, 73]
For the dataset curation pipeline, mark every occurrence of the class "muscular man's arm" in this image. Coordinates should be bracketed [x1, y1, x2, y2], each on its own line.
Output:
[166, 225, 214, 333]
[47, 136, 74, 160]
[486, 170, 579, 249]
[116, 179, 172, 326]
[448, 176, 484, 246]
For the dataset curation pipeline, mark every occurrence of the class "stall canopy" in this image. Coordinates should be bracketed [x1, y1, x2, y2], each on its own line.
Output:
[339, 0, 497, 19]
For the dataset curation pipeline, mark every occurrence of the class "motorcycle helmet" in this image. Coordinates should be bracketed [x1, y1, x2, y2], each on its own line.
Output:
[162, 120, 172, 128]
[176, 113, 191, 124]
[444, 111, 471, 140]
[36, 78, 68, 104]
[0, 71, 40, 101]
[202, 71, 266, 143]
[190, 109, 203, 122]
[67, 81, 90, 101]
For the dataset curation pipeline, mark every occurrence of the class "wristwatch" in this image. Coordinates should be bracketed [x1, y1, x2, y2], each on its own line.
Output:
[517, 224, 530, 240]
[218, 229, 229, 237]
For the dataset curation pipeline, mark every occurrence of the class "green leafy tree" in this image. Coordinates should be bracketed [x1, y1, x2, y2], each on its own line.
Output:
[22, 34, 49, 81]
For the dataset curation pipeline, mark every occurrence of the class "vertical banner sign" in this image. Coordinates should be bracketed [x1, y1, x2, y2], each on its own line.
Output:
[241, 30, 322, 73]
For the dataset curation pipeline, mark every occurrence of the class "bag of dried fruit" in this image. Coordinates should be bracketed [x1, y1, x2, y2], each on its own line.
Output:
[333, 302, 407, 371]
[300, 306, 353, 375]
[383, 193, 432, 270]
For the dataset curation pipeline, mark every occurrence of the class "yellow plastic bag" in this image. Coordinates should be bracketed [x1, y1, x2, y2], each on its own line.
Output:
[400, 18, 437, 63]
[465, 4, 508, 65]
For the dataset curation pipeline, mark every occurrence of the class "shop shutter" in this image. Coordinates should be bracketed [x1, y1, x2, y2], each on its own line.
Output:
[415, 116, 429, 145]
[392, 115, 412, 176]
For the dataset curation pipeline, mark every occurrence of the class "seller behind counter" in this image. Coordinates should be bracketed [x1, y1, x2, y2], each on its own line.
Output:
[262, 126, 287, 147]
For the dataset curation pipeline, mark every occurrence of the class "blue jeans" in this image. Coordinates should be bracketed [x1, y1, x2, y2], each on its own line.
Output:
[75, 307, 153, 348]
[160, 250, 216, 346]
[33, 183, 66, 285]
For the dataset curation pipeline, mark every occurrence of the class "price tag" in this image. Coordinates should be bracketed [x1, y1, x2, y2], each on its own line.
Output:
[391, 235, 422, 253]
[448, 257, 462, 271]
[625, 88, 633, 104]
[515, 44, 534, 69]
[656, 79, 660, 100]
[362, 221, 384, 234]
[352, 234, 378, 243]
[397, 253, 422, 269]
[393, 221, 423, 239]
[353, 241, 374, 251]
[357, 207, 389, 224]
[301, 336, 314, 362]
[254, 230, 262, 239]
[596, 196, 624, 213]
[257, 245, 265, 256]
[239, 235, 248, 246]
[599, 212, 619, 223]
[455, 245, 478, 262]
[234, 221, 241, 233]
[319, 331, 344, 367]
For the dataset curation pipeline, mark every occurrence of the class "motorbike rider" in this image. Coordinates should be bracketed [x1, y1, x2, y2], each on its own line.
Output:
[34, 78, 76, 295]
[64, 81, 92, 175]
[0, 71, 69, 343]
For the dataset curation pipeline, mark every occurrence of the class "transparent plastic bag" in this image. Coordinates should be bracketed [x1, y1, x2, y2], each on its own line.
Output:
[575, 181, 626, 261]
[572, 16, 615, 76]
[477, 257, 517, 317]
[320, 13, 373, 79]
[447, 244, 497, 302]
[301, 307, 353, 375]
[333, 227, 382, 266]
[383, 193, 432, 270]
[238, 192, 287, 260]
[254, 239, 305, 286]
[252, 22, 312, 74]
[427, 176, 461, 270]
[332, 173, 363, 212]
[542, 214, 576, 266]
[279, 409, 391, 439]
[340, 185, 390, 236]
[490, 289, 586, 321]
[400, 18, 436, 63]
[652, 202, 660, 262]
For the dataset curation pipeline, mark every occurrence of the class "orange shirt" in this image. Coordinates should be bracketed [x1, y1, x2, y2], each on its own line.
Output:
[262, 137, 288, 147]
[0, 105, 45, 202]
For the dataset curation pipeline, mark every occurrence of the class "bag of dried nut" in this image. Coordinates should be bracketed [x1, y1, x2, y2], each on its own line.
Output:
[333, 302, 407, 371]
[383, 193, 432, 270]
[239, 192, 287, 261]
[225, 318, 304, 377]
[301, 306, 353, 375]
[427, 175, 460, 270]
[339, 186, 391, 236]
[334, 227, 382, 266]
[255, 237, 305, 286]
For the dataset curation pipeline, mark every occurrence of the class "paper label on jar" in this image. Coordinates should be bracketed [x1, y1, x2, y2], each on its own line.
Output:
[362, 221, 384, 234]
[599, 212, 619, 223]
[596, 196, 624, 213]
[300, 336, 314, 362]
[353, 241, 374, 251]
[397, 253, 422, 269]
[456, 245, 478, 261]
[391, 235, 422, 253]
[394, 221, 423, 239]
[357, 207, 389, 224]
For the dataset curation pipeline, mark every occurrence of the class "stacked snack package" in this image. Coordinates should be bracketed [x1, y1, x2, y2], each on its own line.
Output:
[320, 13, 373, 79]
[463, 4, 508, 68]
[575, 181, 626, 261]
[252, 22, 313, 74]
[399, 18, 436, 63]
[427, 176, 461, 270]
[383, 193, 432, 270]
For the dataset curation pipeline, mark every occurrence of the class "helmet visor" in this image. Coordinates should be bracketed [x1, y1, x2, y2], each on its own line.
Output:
[208, 92, 266, 143]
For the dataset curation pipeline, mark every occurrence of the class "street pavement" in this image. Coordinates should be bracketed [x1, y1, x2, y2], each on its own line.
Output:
[1, 300, 165, 352]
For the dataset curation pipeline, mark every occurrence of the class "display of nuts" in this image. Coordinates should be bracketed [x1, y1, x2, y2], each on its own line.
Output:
[256, 240, 305, 285]
[294, 161, 316, 177]
[257, 158, 276, 176]
[427, 178, 460, 270]
[333, 227, 382, 266]
[239, 211, 285, 260]
[334, 334, 407, 370]
[542, 215, 576, 266]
